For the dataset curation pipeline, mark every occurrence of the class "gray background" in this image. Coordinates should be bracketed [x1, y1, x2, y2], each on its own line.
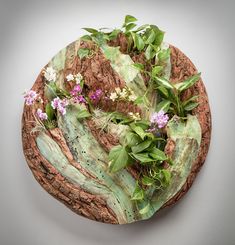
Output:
[0, 0, 234, 244]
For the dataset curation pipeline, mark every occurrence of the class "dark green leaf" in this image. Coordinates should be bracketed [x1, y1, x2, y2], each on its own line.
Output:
[83, 28, 99, 34]
[108, 29, 121, 40]
[142, 175, 155, 186]
[139, 202, 150, 214]
[157, 86, 169, 99]
[150, 26, 164, 46]
[109, 145, 131, 173]
[134, 24, 149, 33]
[149, 147, 167, 161]
[182, 95, 199, 107]
[161, 169, 171, 185]
[125, 23, 137, 32]
[145, 44, 155, 60]
[131, 152, 154, 163]
[77, 109, 91, 120]
[155, 77, 174, 89]
[80, 35, 92, 41]
[133, 33, 145, 51]
[77, 48, 90, 59]
[184, 102, 199, 111]
[131, 182, 144, 200]
[130, 124, 146, 140]
[175, 73, 201, 92]
[158, 48, 170, 61]
[151, 65, 163, 77]
[132, 63, 144, 71]
[131, 140, 152, 154]
[146, 29, 156, 44]
[125, 132, 141, 147]
[45, 103, 55, 120]
[125, 15, 138, 24]
[156, 100, 171, 112]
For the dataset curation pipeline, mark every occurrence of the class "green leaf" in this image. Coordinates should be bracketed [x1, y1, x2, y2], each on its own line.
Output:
[145, 44, 155, 60]
[142, 175, 155, 186]
[139, 202, 150, 215]
[161, 169, 171, 185]
[174, 73, 201, 92]
[133, 120, 150, 130]
[134, 24, 149, 33]
[45, 103, 55, 120]
[77, 108, 91, 120]
[80, 35, 92, 41]
[83, 28, 99, 34]
[155, 77, 174, 89]
[125, 23, 137, 32]
[132, 63, 144, 71]
[131, 140, 152, 154]
[130, 124, 146, 140]
[182, 95, 199, 107]
[149, 147, 167, 161]
[133, 33, 145, 51]
[108, 29, 121, 40]
[184, 102, 199, 111]
[150, 26, 164, 46]
[146, 29, 156, 44]
[156, 100, 171, 112]
[151, 65, 163, 77]
[158, 48, 170, 61]
[131, 183, 144, 200]
[109, 145, 131, 173]
[125, 132, 141, 147]
[125, 15, 138, 24]
[157, 86, 169, 99]
[77, 48, 90, 59]
[131, 152, 155, 163]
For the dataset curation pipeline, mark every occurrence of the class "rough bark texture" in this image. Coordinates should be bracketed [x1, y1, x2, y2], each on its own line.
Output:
[22, 43, 211, 224]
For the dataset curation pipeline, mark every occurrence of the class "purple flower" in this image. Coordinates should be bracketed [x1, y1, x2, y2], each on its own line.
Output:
[150, 110, 169, 128]
[36, 108, 48, 120]
[51, 97, 68, 115]
[70, 84, 82, 97]
[24, 90, 38, 105]
[89, 89, 102, 101]
[74, 95, 86, 104]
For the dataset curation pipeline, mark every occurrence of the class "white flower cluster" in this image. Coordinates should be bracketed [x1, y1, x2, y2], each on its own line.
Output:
[43, 66, 57, 82]
[66, 73, 83, 84]
[109, 87, 138, 102]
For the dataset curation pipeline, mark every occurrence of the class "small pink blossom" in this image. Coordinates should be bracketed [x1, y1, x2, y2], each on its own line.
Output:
[24, 90, 38, 105]
[51, 97, 69, 115]
[36, 108, 48, 120]
[74, 95, 86, 104]
[89, 89, 102, 101]
[150, 110, 169, 128]
[70, 84, 82, 96]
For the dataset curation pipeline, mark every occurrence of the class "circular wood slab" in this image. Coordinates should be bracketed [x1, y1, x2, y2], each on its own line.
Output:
[22, 38, 211, 224]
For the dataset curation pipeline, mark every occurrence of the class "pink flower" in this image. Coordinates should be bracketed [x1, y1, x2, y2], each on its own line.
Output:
[24, 90, 38, 105]
[150, 110, 169, 128]
[36, 108, 48, 120]
[70, 84, 82, 97]
[74, 95, 86, 104]
[89, 89, 102, 101]
[51, 97, 69, 115]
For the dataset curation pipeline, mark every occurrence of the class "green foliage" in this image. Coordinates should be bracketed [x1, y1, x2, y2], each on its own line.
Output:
[108, 145, 132, 173]
[45, 103, 56, 121]
[131, 182, 144, 200]
[77, 48, 91, 59]
[77, 108, 91, 120]
[153, 73, 201, 117]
